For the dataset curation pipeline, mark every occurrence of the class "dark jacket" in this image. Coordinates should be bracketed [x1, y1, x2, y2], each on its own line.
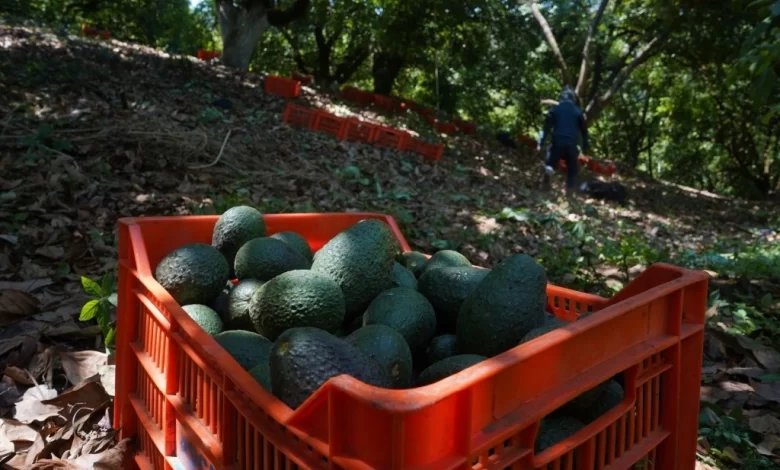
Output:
[538, 100, 589, 152]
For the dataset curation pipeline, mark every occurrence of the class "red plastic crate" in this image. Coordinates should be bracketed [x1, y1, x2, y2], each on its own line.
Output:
[406, 138, 444, 162]
[434, 121, 458, 135]
[455, 120, 477, 134]
[291, 71, 313, 86]
[372, 126, 410, 150]
[372, 95, 396, 112]
[115, 214, 708, 470]
[341, 86, 374, 105]
[265, 75, 301, 99]
[82, 24, 111, 40]
[197, 49, 221, 61]
[282, 102, 317, 130]
[344, 118, 378, 143]
[313, 111, 347, 141]
[518, 134, 538, 148]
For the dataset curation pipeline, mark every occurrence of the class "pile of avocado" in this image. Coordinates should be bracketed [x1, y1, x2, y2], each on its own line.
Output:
[153, 205, 625, 452]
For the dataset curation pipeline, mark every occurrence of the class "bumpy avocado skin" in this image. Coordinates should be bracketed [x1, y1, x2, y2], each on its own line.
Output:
[154, 243, 229, 306]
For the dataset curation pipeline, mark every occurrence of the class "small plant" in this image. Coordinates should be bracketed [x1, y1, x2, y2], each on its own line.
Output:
[80, 274, 118, 350]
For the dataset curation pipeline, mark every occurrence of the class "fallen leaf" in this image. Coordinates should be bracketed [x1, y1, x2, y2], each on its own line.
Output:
[700, 385, 731, 403]
[0, 418, 38, 443]
[750, 415, 780, 434]
[28, 347, 56, 384]
[4, 365, 34, 385]
[737, 336, 780, 371]
[751, 378, 780, 403]
[0, 376, 23, 409]
[35, 246, 65, 260]
[13, 384, 62, 425]
[0, 234, 18, 244]
[59, 350, 108, 387]
[93, 438, 135, 470]
[0, 279, 54, 292]
[0, 289, 39, 319]
[42, 375, 111, 413]
[722, 446, 741, 463]
[26, 456, 80, 469]
[757, 434, 780, 456]
[98, 365, 115, 397]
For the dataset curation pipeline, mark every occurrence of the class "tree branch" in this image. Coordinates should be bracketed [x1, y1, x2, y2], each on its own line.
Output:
[529, 2, 570, 85]
[586, 29, 670, 121]
[280, 29, 308, 73]
[267, 0, 310, 27]
[575, 0, 610, 99]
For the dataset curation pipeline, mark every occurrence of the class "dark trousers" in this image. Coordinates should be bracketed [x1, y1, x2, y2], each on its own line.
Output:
[545, 144, 580, 188]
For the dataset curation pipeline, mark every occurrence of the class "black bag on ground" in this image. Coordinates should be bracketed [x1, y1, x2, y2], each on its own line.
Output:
[578, 181, 627, 204]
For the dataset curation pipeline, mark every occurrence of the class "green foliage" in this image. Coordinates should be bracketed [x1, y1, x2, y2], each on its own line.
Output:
[698, 406, 776, 469]
[80, 274, 118, 348]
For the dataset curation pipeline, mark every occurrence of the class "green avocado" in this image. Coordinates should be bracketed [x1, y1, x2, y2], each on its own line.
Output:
[421, 250, 471, 275]
[182, 304, 223, 336]
[234, 237, 311, 281]
[271, 231, 313, 262]
[363, 287, 437, 354]
[345, 324, 414, 388]
[392, 262, 418, 290]
[214, 330, 273, 370]
[311, 219, 399, 321]
[416, 354, 486, 386]
[249, 270, 345, 341]
[225, 278, 264, 331]
[212, 206, 266, 277]
[270, 327, 392, 409]
[154, 243, 229, 306]
[418, 266, 489, 333]
[457, 254, 547, 357]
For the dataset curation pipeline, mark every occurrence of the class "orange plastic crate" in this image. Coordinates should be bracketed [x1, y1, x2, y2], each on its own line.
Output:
[282, 102, 317, 130]
[455, 120, 477, 134]
[406, 138, 444, 162]
[197, 49, 221, 61]
[372, 126, 409, 150]
[344, 118, 377, 143]
[313, 111, 347, 141]
[115, 214, 708, 470]
[434, 121, 458, 135]
[373, 95, 397, 112]
[341, 86, 374, 105]
[265, 75, 301, 99]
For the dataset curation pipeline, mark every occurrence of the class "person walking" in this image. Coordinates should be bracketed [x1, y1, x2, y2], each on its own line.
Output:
[537, 86, 590, 192]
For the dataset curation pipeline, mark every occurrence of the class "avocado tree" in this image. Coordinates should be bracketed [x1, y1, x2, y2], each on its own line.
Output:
[527, 0, 676, 122]
[214, 0, 311, 70]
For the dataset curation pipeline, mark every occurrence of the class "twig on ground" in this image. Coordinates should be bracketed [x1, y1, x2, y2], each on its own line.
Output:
[188, 129, 232, 169]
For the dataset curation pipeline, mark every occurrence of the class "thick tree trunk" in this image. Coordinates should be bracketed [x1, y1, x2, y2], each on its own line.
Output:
[215, 0, 309, 71]
[372, 52, 405, 95]
[530, 2, 570, 85]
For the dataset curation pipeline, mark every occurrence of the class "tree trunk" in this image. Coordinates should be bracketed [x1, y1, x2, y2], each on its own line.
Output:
[215, 0, 310, 71]
[372, 52, 405, 95]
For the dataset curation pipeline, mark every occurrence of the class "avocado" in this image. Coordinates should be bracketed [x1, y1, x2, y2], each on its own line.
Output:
[154, 243, 229, 306]
[182, 304, 223, 336]
[248, 361, 272, 392]
[519, 321, 564, 344]
[225, 279, 264, 331]
[210, 290, 230, 322]
[271, 231, 313, 262]
[363, 287, 436, 354]
[457, 254, 547, 357]
[270, 327, 392, 409]
[425, 334, 458, 367]
[561, 379, 624, 424]
[345, 324, 414, 388]
[311, 219, 398, 321]
[249, 270, 345, 341]
[392, 262, 418, 290]
[577, 380, 624, 424]
[535, 415, 585, 454]
[399, 251, 429, 278]
[212, 206, 266, 276]
[421, 250, 471, 275]
[416, 354, 486, 386]
[418, 266, 489, 332]
[234, 237, 311, 281]
[214, 330, 273, 370]
[545, 312, 566, 326]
